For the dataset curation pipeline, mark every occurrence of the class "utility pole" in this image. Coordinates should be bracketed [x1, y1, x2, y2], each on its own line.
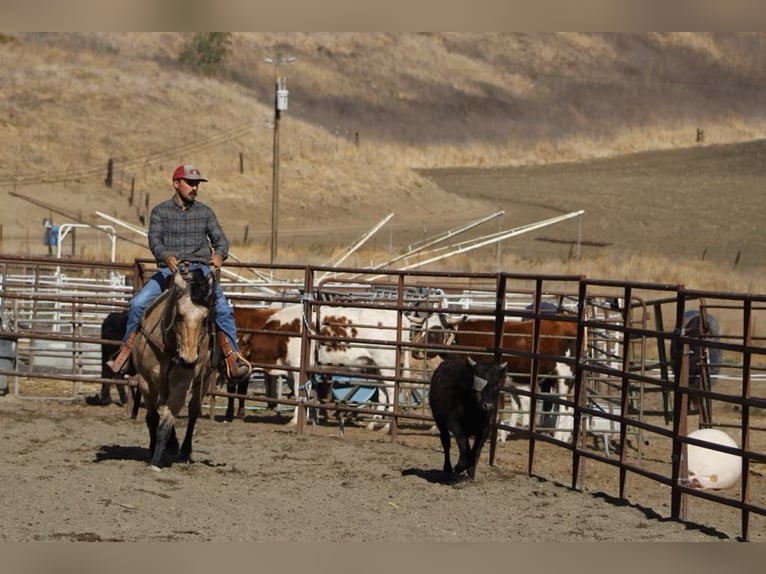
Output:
[265, 55, 295, 265]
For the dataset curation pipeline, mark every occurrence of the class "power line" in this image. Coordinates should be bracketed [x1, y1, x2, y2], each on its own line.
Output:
[0, 121, 259, 187]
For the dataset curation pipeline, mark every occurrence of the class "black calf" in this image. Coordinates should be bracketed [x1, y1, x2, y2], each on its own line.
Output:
[428, 357, 506, 480]
[88, 311, 131, 407]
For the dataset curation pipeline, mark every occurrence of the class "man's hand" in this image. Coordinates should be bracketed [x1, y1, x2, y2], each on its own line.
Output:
[165, 256, 179, 272]
[210, 253, 224, 269]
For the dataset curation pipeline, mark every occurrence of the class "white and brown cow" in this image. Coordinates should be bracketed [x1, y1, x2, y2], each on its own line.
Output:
[412, 312, 579, 442]
[239, 303, 411, 431]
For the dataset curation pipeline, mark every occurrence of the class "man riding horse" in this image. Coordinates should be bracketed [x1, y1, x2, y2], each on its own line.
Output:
[107, 164, 250, 383]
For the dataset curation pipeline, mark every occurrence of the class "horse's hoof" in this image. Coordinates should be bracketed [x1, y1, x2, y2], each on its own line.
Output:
[147, 464, 162, 472]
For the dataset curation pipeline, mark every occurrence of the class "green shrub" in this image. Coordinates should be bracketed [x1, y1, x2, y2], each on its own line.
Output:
[179, 32, 232, 75]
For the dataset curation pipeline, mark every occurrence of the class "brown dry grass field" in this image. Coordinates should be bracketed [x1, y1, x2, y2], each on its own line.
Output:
[2, 33, 766, 293]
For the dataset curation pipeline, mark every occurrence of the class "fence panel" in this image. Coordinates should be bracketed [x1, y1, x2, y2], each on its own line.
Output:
[0, 254, 764, 539]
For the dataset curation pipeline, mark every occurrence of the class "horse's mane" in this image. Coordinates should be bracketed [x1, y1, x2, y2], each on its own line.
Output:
[186, 267, 214, 307]
[141, 269, 213, 317]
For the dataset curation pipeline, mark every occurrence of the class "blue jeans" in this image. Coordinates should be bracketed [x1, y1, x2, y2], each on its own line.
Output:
[123, 265, 240, 352]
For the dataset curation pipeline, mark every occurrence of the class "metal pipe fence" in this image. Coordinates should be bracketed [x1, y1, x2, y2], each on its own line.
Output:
[0, 254, 764, 539]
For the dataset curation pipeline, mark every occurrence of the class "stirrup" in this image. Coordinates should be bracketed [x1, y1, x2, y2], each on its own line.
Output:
[226, 352, 252, 381]
[107, 345, 132, 374]
[107, 331, 136, 374]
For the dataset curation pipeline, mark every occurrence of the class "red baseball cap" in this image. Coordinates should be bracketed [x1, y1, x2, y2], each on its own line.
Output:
[172, 164, 208, 182]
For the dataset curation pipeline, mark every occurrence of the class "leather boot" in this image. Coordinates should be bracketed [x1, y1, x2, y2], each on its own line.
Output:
[106, 331, 136, 374]
[218, 331, 251, 381]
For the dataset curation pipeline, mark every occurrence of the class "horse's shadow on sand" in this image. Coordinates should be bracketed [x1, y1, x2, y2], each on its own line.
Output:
[94, 443, 228, 468]
[94, 444, 148, 463]
[401, 467, 473, 485]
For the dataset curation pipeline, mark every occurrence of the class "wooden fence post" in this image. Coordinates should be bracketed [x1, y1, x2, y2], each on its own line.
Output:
[105, 158, 113, 187]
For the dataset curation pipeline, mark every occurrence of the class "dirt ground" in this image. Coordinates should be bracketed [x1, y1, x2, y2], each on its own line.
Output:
[0, 386, 756, 543]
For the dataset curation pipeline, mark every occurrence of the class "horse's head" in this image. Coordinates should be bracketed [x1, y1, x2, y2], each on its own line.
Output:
[170, 267, 216, 368]
[410, 311, 466, 360]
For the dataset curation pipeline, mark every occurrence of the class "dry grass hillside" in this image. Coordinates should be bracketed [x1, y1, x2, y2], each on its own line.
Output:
[2, 32, 766, 292]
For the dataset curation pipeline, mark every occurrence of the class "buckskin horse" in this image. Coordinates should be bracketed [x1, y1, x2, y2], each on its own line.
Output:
[132, 266, 218, 470]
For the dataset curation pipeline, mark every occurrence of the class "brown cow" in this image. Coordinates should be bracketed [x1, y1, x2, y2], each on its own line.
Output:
[226, 306, 282, 420]
[411, 312, 580, 442]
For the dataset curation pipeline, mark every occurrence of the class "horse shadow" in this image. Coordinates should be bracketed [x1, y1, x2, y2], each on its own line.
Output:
[94, 442, 228, 468]
[401, 467, 473, 485]
[94, 444, 148, 463]
[94, 431, 179, 464]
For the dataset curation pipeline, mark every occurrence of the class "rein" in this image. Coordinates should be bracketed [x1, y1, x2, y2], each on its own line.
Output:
[139, 292, 176, 354]
[140, 322, 167, 353]
[138, 268, 198, 357]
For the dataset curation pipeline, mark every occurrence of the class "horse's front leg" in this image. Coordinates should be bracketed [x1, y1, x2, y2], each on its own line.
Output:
[137, 375, 161, 459]
[146, 409, 178, 462]
[145, 408, 159, 458]
[149, 405, 176, 470]
[179, 385, 203, 462]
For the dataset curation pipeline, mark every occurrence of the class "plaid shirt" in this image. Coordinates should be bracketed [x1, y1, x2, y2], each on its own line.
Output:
[148, 197, 229, 266]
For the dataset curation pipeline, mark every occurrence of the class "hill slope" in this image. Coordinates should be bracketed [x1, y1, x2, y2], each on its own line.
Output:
[2, 32, 765, 268]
